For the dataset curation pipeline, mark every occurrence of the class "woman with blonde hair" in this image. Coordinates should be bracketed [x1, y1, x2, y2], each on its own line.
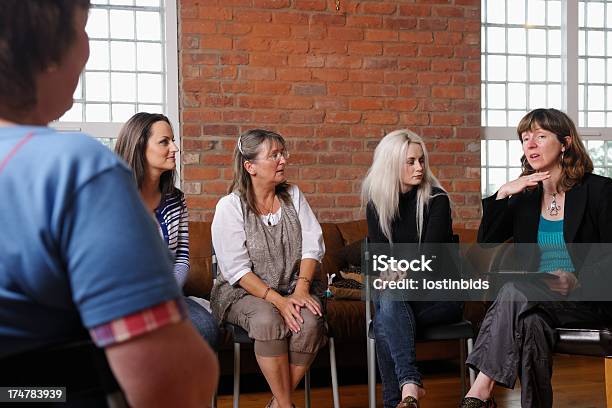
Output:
[363, 129, 463, 408]
[210, 129, 327, 408]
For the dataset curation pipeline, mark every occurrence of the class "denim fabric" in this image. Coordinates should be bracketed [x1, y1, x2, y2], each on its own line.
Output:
[185, 297, 221, 350]
[374, 298, 463, 408]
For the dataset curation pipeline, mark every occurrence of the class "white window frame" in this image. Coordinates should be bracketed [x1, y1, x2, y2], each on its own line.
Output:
[482, 0, 612, 195]
[52, 0, 180, 175]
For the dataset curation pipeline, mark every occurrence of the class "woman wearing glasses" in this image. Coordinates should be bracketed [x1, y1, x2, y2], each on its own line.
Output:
[210, 129, 327, 408]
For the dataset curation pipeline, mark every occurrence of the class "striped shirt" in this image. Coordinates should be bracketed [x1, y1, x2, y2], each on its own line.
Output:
[155, 190, 190, 287]
[537, 215, 575, 273]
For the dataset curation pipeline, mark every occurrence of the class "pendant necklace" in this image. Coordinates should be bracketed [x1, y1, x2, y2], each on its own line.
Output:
[262, 195, 276, 226]
[548, 193, 561, 216]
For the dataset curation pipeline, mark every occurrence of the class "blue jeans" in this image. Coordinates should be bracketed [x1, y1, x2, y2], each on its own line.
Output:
[374, 298, 463, 408]
[185, 297, 221, 350]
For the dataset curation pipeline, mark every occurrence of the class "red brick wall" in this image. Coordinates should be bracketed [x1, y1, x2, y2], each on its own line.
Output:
[178, 0, 481, 228]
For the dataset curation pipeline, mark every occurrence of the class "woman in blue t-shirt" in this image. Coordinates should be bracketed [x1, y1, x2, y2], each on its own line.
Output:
[115, 112, 219, 349]
[461, 108, 612, 408]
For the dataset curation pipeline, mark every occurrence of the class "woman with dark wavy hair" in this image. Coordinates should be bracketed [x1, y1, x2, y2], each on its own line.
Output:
[460, 108, 612, 408]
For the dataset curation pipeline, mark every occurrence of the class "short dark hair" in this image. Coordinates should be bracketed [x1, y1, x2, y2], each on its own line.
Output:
[115, 112, 177, 196]
[0, 0, 91, 114]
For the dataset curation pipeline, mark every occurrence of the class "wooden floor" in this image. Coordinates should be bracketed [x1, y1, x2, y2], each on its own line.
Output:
[215, 355, 606, 407]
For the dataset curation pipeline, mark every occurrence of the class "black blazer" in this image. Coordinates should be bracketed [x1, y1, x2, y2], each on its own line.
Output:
[478, 173, 612, 282]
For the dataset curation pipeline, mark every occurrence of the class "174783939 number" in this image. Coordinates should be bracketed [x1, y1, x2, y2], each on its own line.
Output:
[0, 387, 66, 402]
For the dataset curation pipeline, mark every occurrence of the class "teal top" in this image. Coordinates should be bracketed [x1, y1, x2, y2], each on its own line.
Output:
[537, 215, 575, 273]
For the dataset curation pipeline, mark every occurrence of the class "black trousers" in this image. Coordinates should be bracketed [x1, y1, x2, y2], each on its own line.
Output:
[466, 281, 611, 408]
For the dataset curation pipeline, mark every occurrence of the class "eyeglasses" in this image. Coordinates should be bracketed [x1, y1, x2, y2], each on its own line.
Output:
[252, 151, 290, 162]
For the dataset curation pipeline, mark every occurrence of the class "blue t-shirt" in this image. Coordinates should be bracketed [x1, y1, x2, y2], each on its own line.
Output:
[0, 126, 180, 357]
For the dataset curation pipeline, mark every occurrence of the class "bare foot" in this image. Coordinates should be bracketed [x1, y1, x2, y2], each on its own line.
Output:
[401, 383, 426, 401]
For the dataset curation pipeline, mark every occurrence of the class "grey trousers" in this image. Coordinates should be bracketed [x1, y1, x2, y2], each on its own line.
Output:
[226, 294, 327, 366]
[466, 281, 611, 408]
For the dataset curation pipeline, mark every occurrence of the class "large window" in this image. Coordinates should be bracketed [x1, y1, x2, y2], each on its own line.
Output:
[54, 0, 179, 151]
[482, 0, 612, 196]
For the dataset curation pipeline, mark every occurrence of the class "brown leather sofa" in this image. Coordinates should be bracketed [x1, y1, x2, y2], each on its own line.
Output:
[184, 220, 486, 376]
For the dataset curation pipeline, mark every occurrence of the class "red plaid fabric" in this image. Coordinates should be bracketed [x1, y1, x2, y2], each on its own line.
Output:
[89, 298, 187, 347]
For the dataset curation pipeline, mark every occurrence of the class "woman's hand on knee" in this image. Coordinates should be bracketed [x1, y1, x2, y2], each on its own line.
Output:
[288, 291, 322, 317]
[271, 296, 304, 333]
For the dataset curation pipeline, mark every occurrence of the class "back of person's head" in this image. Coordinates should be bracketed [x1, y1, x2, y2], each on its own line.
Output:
[517, 108, 593, 191]
[230, 128, 290, 214]
[0, 0, 91, 119]
[115, 112, 176, 195]
[362, 129, 443, 242]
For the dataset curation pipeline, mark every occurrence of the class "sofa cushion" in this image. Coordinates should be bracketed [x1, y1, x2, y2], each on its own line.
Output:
[336, 220, 368, 245]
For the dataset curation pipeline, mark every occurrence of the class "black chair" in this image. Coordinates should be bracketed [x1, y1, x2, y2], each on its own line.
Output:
[0, 338, 128, 407]
[490, 242, 612, 406]
[363, 237, 476, 408]
[212, 250, 340, 408]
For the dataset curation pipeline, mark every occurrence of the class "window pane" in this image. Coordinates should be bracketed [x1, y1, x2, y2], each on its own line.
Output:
[508, 56, 527, 81]
[86, 9, 108, 38]
[110, 10, 135, 39]
[488, 110, 507, 126]
[588, 85, 605, 110]
[86, 41, 109, 70]
[587, 31, 605, 56]
[86, 104, 110, 121]
[548, 57, 561, 82]
[137, 42, 163, 72]
[528, 29, 547, 55]
[487, 27, 506, 53]
[547, 1, 561, 26]
[508, 140, 523, 165]
[507, 1, 525, 24]
[588, 111, 605, 126]
[587, 58, 606, 83]
[548, 84, 562, 109]
[488, 140, 507, 166]
[529, 58, 547, 82]
[588, 140, 605, 166]
[86, 72, 110, 101]
[529, 84, 547, 109]
[487, 84, 506, 109]
[137, 0, 161, 6]
[136, 11, 161, 41]
[488, 55, 507, 81]
[548, 29, 561, 55]
[138, 104, 163, 113]
[482, 167, 487, 195]
[138, 74, 163, 103]
[110, 41, 136, 71]
[112, 104, 136, 122]
[508, 83, 526, 109]
[481, 140, 487, 165]
[508, 110, 527, 127]
[587, 2, 605, 28]
[111, 72, 137, 102]
[110, 0, 134, 5]
[507, 28, 526, 54]
[487, 0, 505, 24]
[527, 0, 546, 26]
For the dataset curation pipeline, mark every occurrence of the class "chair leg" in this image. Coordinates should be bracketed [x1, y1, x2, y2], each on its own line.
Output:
[211, 389, 217, 408]
[460, 339, 466, 397]
[233, 342, 240, 408]
[467, 338, 476, 386]
[329, 336, 340, 408]
[367, 337, 377, 408]
[605, 357, 612, 408]
[304, 369, 311, 408]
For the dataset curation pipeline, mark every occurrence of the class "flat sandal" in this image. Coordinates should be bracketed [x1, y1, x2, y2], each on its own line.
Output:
[459, 396, 497, 408]
[396, 396, 419, 408]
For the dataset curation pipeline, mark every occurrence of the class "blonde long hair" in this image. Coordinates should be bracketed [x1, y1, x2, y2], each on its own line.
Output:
[361, 129, 444, 243]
